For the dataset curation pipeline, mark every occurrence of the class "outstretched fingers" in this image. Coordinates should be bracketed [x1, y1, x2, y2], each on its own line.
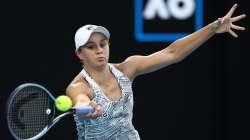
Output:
[226, 4, 238, 17]
[231, 24, 245, 31]
[228, 29, 238, 38]
[232, 14, 247, 22]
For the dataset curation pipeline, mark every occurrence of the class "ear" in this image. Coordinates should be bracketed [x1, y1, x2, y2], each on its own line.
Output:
[75, 50, 84, 60]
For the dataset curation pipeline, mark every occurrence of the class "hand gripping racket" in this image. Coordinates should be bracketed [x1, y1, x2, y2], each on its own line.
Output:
[6, 83, 95, 140]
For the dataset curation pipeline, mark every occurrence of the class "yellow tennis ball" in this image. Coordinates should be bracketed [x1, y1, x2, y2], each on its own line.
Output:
[55, 95, 72, 112]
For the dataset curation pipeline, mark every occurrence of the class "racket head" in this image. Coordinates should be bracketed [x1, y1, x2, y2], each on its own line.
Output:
[6, 83, 56, 140]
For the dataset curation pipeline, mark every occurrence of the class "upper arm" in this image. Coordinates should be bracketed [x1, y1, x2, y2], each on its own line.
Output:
[66, 75, 93, 106]
[118, 47, 178, 79]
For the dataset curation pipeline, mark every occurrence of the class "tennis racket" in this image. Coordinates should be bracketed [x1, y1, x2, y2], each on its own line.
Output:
[6, 83, 95, 140]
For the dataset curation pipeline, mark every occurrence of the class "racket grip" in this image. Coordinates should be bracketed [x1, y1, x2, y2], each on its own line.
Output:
[73, 106, 95, 114]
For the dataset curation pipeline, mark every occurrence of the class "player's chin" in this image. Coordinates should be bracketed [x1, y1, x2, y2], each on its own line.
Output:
[96, 61, 108, 67]
[95, 59, 108, 66]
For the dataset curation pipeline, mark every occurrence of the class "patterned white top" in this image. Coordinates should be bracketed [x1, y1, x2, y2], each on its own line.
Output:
[74, 63, 140, 140]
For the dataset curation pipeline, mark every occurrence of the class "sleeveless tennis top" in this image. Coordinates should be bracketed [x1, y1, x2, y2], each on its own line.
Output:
[73, 63, 140, 140]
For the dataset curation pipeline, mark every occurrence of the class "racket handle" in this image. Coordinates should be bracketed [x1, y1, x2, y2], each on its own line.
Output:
[73, 106, 95, 114]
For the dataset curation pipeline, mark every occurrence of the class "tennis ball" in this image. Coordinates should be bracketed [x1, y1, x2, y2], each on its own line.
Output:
[55, 95, 72, 112]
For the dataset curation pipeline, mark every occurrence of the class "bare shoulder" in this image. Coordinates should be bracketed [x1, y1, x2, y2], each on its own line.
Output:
[66, 74, 93, 98]
[112, 55, 141, 81]
[68, 74, 86, 86]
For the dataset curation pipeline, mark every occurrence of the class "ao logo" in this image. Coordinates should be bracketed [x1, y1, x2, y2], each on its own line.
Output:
[144, 0, 195, 20]
[134, 0, 203, 42]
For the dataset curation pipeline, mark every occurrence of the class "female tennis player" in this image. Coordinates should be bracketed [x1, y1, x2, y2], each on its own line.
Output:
[66, 4, 246, 140]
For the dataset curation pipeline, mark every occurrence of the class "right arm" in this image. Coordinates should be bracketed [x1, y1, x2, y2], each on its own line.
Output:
[66, 75, 92, 106]
[66, 75, 103, 118]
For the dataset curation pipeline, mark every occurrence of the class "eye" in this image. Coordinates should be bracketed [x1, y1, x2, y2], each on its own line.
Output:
[100, 41, 109, 48]
[86, 45, 96, 49]
[100, 43, 106, 48]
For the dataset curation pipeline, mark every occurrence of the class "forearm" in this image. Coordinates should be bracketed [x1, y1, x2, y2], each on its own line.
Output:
[66, 82, 103, 118]
[168, 19, 219, 61]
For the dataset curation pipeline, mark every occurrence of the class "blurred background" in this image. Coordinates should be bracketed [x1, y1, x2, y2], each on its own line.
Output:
[1, 0, 249, 139]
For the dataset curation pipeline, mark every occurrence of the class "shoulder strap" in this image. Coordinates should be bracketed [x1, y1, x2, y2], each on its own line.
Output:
[79, 68, 100, 91]
[108, 63, 123, 78]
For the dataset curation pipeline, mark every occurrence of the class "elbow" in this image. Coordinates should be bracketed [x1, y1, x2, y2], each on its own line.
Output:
[164, 47, 186, 64]
[164, 48, 187, 64]
[165, 40, 182, 63]
[173, 54, 187, 63]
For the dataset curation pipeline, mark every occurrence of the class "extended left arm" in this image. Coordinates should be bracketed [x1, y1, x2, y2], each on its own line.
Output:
[120, 4, 246, 79]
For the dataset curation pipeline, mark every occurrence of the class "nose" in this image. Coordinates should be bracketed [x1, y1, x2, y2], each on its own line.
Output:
[95, 45, 103, 54]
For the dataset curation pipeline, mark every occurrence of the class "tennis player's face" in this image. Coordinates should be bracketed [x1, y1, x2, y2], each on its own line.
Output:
[78, 33, 109, 68]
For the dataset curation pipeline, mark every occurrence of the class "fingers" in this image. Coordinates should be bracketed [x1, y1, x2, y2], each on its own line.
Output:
[231, 24, 245, 31]
[87, 100, 103, 118]
[76, 100, 103, 120]
[89, 105, 103, 118]
[226, 4, 238, 17]
[228, 29, 238, 38]
[224, 4, 246, 38]
[232, 14, 247, 22]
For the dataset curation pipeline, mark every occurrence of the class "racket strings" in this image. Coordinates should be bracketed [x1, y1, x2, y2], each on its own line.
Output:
[8, 86, 55, 139]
